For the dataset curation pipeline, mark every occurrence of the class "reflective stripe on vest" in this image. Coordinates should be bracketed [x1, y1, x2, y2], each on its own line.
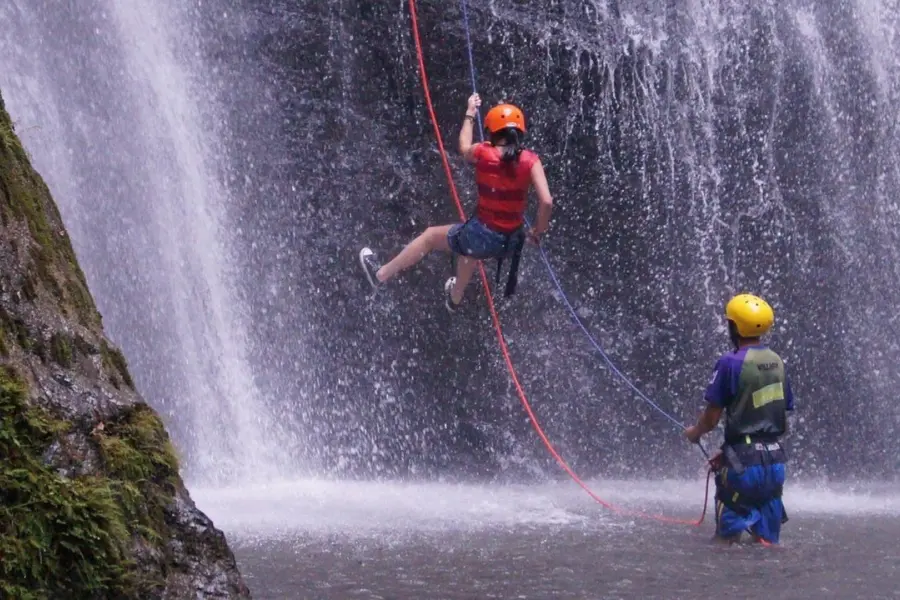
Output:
[474, 145, 537, 234]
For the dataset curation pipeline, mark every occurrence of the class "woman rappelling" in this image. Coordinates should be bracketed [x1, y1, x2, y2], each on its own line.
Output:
[359, 93, 554, 312]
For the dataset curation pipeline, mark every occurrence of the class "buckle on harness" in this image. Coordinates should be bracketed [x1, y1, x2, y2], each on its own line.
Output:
[754, 442, 782, 452]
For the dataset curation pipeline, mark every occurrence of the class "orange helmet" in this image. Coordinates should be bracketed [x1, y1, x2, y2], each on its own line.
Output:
[484, 103, 526, 134]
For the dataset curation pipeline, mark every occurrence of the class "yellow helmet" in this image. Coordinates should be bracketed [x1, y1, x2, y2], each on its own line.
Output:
[725, 293, 774, 338]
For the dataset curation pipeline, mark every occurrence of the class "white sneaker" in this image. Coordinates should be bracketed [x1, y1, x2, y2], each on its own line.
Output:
[444, 277, 458, 314]
[359, 247, 382, 289]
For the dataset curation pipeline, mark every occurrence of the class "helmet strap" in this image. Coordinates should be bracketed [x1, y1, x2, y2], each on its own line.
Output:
[728, 320, 740, 351]
[728, 320, 762, 350]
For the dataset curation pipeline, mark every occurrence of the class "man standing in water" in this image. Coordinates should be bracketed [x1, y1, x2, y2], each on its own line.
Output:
[685, 293, 795, 544]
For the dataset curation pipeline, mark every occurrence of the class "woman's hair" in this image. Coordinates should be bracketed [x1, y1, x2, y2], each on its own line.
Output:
[490, 128, 524, 163]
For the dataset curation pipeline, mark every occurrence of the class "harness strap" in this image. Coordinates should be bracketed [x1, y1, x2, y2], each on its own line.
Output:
[504, 232, 525, 297]
[494, 227, 526, 297]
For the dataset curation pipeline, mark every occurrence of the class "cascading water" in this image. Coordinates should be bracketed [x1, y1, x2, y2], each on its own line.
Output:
[0, 0, 285, 485]
[5, 2, 900, 596]
[3, 0, 900, 487]
[196, 0, 900, 481]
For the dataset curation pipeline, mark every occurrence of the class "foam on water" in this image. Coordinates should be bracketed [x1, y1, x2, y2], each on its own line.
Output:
[192, 477, 900, 539]
[191, 479, 597, 537]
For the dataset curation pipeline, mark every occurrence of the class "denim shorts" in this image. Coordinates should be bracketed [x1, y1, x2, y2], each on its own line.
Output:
[447, 217, 515, 260]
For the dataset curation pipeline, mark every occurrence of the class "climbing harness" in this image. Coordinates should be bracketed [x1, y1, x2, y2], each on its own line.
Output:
[494, 226, 526, 298]
[714, 437, 788, 541]
[408, 0, 712, 526]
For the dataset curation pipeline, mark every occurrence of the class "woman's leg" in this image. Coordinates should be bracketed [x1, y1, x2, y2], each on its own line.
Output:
[450, 256, 479, 305]
[376, 224, 453, 282]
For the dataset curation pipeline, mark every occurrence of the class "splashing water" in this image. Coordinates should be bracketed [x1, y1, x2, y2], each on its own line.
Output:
[3, 0, 900, 488]
[0, 0, 284, 485]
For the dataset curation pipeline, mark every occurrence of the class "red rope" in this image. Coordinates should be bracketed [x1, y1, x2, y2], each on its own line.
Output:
[407, 0, 708, 527]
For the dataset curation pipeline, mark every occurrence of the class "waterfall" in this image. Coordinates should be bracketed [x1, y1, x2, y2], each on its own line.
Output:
[0, 0, 283, 485]
[3, 0, 899, 483]
[199, 0, 900, 479]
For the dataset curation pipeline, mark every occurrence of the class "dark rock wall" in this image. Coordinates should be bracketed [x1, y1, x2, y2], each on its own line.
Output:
[197, 0, 900, 480]
[0, 90, 251, 600]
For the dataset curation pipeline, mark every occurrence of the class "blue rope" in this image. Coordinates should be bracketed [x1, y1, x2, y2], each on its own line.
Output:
[457, 0, 693, 437]
[460, 0, 485, 143]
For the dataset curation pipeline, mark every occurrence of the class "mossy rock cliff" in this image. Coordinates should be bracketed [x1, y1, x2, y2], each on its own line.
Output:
[0, 89, 251, 599]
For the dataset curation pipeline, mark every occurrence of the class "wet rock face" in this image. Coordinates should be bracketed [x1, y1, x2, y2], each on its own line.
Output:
[197, 1, 900, 480]
[0, 88, 250, 599]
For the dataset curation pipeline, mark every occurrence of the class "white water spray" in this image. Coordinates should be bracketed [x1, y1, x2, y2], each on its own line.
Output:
[0, 0, 283, 485]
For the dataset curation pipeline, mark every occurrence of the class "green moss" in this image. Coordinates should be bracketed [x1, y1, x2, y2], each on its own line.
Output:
[3, 169, 53, 270]
[0, 368, 181, 599]
[0, 306, 32, 352]
[95, 402, 180, 596]
[0, 95, 100, 329]
[101, 340, 135, 390]
[49, 332, 73, 368]
[97, 402, 180, 541]
[0, 111, 30, 169]
[0, 368, 132, 599]
[67, 276, 100, 326]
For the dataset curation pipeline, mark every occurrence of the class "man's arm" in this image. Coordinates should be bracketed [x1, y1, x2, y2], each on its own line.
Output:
[685, 358, 730, 443]
[529, 159, 553, 237]
[686, 405, 724, 443]
[783, 373, 795, 435]
[784, 374, 795, 412]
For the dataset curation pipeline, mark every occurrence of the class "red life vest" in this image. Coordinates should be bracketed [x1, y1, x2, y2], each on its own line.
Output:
[473, 143, 538, 234]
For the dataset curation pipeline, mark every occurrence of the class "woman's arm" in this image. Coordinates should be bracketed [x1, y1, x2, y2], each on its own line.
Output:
[530, 159, 554, 237]
[459, 93, 482, 162]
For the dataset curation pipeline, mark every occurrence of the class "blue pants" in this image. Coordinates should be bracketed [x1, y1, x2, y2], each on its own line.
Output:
[715, 463, 786, 544]
[447, 217, 516, 260]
